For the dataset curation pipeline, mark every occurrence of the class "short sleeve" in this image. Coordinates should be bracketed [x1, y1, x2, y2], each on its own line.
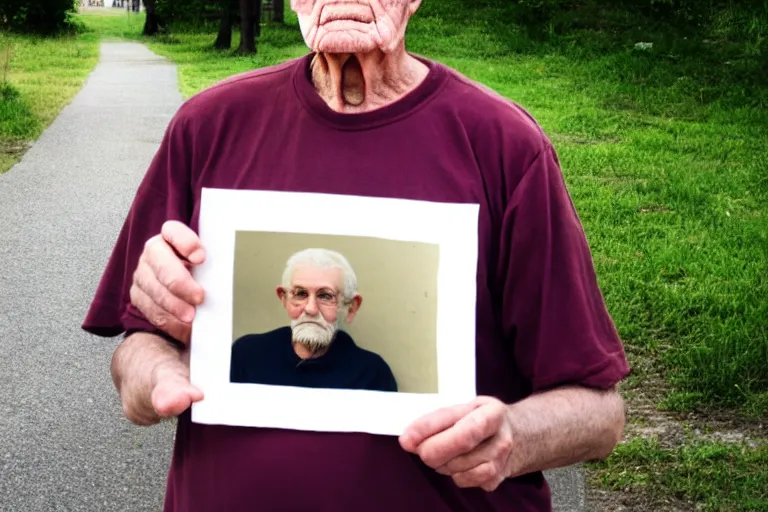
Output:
[81, 112, 194, 338]
[497, 143, 630, 393]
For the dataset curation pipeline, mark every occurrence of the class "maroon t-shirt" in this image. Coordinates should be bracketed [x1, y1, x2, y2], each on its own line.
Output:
[83, 53, 630, 512]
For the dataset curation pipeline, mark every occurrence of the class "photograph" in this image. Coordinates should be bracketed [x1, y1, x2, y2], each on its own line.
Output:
[229, 235, 440, 395]
[189, 188, 480, 436]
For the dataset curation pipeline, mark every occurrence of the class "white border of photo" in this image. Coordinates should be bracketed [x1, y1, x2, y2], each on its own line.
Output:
[190, 188, 479, 436]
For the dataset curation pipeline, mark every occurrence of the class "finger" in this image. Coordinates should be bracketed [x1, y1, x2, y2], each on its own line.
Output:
[144, 235, 205, 306]
[399, 401, 479, 453]
[435, 435, 494, 475]
[451, 461, 505, 491]
[436, 430, 514, 475]
[130, 283, 192, 344]
[133, 258, 197, 323]
[414, 403, 505, 470]
[152, 381, 205, 418]
[161, 221, 206, 265]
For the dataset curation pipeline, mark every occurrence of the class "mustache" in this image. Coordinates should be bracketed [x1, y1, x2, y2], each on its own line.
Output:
[293, 313, 334, 330]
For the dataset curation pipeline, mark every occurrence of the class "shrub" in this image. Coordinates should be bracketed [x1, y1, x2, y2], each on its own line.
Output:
[0, 0, 78, 35]
[155, 0, 220, 29]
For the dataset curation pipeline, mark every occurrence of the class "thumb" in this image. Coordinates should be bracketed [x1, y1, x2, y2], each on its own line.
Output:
[161, 220, 205, 265]
[399, 401, 479, 453]
[152, 381, 204, 418]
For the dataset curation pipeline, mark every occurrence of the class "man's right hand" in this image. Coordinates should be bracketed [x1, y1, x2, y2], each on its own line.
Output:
[148, 351, 204, 424]
[130, 220, 207, 344]
[114, 333, 204, 426]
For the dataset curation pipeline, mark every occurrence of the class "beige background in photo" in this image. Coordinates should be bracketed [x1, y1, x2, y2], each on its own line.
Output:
[231, 231, 439, 394]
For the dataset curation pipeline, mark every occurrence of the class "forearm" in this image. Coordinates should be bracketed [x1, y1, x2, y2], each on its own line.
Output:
[110, 331, 186, 425]
[504, 385, 625, 478]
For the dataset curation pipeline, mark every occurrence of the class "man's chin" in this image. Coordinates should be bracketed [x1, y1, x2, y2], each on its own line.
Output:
[313, 30, 383, 54]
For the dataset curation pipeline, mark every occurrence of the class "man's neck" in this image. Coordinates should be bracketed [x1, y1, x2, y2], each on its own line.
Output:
[310, 45, 430, 113]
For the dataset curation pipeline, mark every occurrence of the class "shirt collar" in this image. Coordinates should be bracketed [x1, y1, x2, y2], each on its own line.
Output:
[288, 329, 355, 367]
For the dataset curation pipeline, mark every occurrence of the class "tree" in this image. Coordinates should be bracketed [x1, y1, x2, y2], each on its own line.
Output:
[254, 0, 262, 38]
[272, 0, 284, 23]
[236, 0, 261, 54]
[142, 0, 160, 35]
[0, 0, 77, 34]
[214, 0, 238, 49]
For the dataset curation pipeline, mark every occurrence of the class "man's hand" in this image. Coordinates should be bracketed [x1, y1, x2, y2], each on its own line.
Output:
[130, 220, 206, 344]
[113, 332, 204, 426]
[399, 396, 514, 492]
[400, 387, 626, 492]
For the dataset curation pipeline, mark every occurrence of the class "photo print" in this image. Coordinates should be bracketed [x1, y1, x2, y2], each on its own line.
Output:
[229, 235, 439, 395]
[189, 188, 480, 436]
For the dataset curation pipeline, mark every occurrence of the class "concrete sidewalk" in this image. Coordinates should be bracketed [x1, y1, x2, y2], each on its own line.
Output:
[0, 42, 180, 512]
[0, 41, 585, 511]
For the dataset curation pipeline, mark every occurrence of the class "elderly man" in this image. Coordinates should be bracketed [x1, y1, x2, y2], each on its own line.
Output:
[229, 248, 398, 392]
[82, 0, 630, 511]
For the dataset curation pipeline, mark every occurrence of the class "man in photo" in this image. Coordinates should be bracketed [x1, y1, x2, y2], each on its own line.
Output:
[229, 247, 398, 393]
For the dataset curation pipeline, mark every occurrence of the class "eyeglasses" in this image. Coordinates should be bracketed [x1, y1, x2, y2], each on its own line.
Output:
[287, 288, 345, 308]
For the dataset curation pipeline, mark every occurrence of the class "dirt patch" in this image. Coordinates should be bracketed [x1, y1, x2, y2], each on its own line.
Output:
[0, 140, 31, 158]
[623, 386, 766, 450]
[589, 486, 695, 512]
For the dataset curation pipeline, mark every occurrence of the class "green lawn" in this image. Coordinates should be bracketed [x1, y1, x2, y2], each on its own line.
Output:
[0, 24, 98, 172]
[3, 2, 767, 508]
[0, 10, 146, 173]
[590, 437, 768, 511]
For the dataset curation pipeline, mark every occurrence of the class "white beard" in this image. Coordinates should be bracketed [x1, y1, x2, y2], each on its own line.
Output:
[291, 312, 338, 352]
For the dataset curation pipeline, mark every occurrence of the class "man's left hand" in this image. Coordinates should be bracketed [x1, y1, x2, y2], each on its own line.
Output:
[399, 396, 515, 492]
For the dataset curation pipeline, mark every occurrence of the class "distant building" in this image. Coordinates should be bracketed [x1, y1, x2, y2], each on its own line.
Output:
[79, 0, 143, 11]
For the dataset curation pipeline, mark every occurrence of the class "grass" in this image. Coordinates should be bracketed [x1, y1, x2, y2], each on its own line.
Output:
[0, 18, 108, 172]
[0, 8, 147, 173]
[589, 437, 768, 511]
[419, 2, 768, 419]
[3, 3, 767, 507]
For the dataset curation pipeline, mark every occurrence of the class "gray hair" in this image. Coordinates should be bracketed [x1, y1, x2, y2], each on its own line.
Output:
[281, 248, 358, 302]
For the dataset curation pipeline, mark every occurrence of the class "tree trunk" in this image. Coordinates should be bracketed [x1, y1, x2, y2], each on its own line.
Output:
[254, 0, 262, 38]
[142, 0, 159, 35]
[272, 0, 284, 23]
[214, 0, 235, 49]
[236, 0, 256, 54]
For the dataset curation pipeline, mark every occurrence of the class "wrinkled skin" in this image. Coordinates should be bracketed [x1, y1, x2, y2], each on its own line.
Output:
[288, 0, 428, 111]
[291, 0, 418, 54]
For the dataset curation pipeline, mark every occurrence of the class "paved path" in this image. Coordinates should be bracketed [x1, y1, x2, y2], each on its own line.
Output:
[0, 41, 584, 511]
[0, 42, 180, 512]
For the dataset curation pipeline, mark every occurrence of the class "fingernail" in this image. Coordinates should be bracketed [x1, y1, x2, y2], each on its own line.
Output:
[189, 249, 205, 264]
